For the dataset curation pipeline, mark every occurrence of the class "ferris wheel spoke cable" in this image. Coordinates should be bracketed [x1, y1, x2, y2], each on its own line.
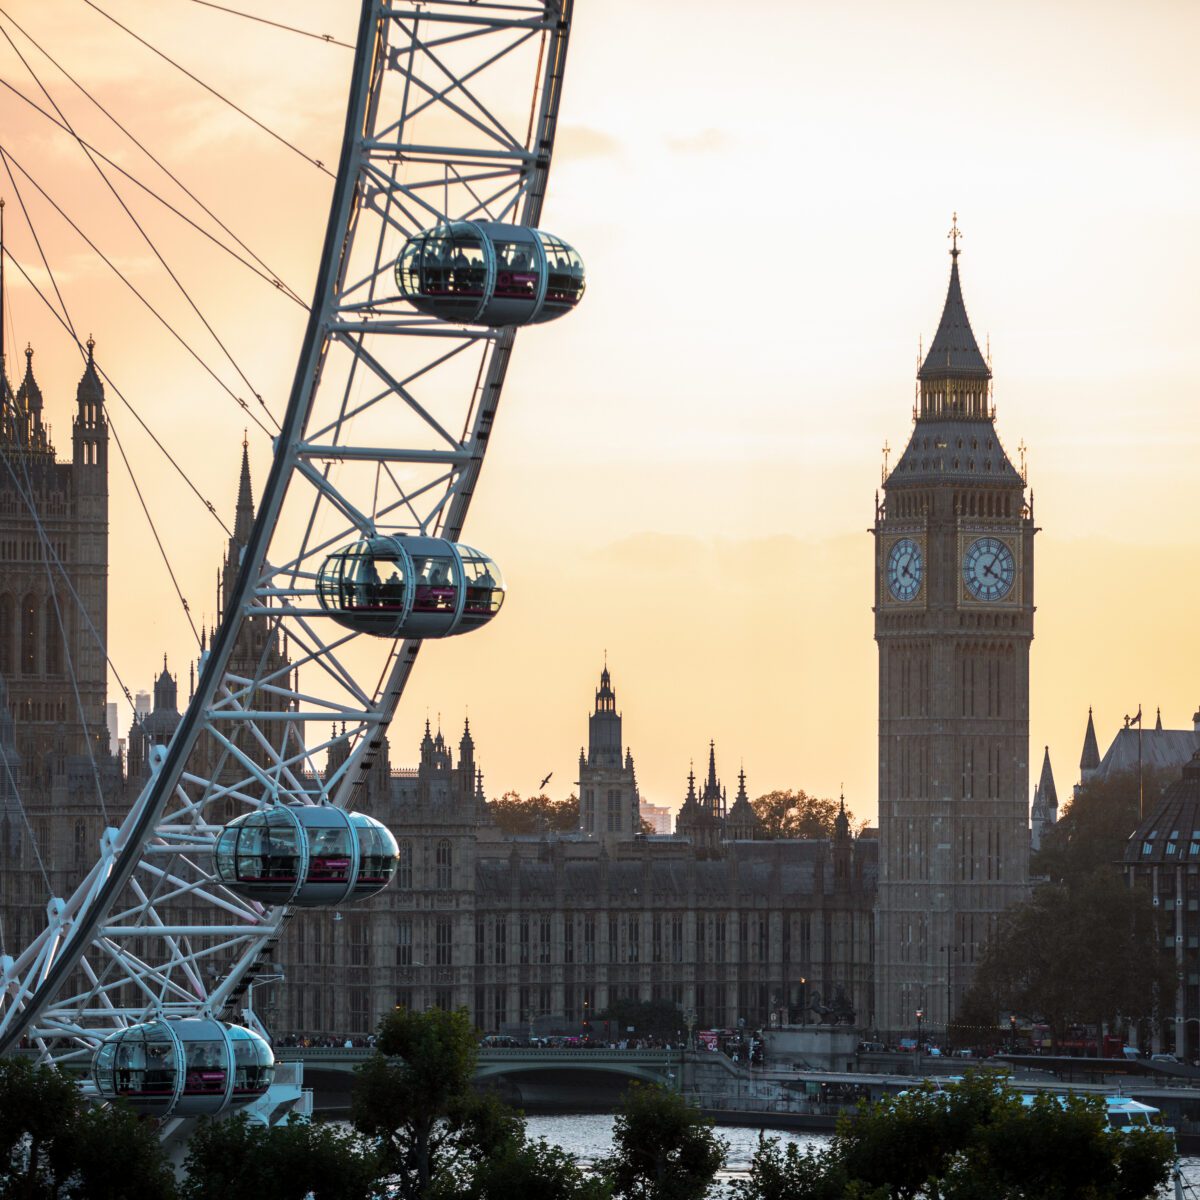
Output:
[187, 0, 355, 50]
[0, 149, 276, 439]
[2, 0, 579, 1082]
[1, 36, 278, 433]
[1, 241, 211, 655]
[0, 35, 279, 434]
[81, 0, 335, 178]
[0, 235, 230, 536]
[0, 16, 307, 309]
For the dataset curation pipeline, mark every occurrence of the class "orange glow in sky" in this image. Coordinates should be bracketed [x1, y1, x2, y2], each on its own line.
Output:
[1, 1, 1197, 822]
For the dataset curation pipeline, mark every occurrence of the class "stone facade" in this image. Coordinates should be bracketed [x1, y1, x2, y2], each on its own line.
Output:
[271, 670, 878, 1039]
[873, 244, 1033, 1037]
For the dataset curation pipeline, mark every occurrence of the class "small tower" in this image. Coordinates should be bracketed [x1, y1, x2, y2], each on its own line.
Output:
[1030, 746, 1058, 852]
[832, 794, 852, 888]
[725, 767, 762, 841]
[577, 662, 639, 839]
[72, 338, 108, 478]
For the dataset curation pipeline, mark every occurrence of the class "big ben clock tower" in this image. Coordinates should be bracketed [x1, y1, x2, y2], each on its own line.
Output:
[874, 219, 1033, 1037]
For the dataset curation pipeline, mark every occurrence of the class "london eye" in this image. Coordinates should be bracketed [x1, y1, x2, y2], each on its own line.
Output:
[0, 0, 578, 1125]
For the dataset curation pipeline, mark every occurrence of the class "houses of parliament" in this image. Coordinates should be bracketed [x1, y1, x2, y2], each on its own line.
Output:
[1, 237, 1056, 1040]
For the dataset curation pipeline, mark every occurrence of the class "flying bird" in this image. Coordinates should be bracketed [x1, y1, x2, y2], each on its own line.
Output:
[538, 771, 553, 791]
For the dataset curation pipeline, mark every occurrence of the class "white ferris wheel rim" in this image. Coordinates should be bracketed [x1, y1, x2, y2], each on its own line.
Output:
[0, 0, 575, 1066]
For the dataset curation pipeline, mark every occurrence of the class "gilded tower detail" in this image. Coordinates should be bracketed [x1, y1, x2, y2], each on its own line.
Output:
[873, 231, 1033, 1036]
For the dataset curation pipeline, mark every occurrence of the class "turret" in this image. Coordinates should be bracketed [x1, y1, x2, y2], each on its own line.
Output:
[72, 337, 107, 478]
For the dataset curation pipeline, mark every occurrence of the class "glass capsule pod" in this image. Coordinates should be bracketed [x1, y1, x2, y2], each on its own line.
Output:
[214, 804, 399, 906]
[91, 1017, 274, 1118]
[395, 220, 585, 326]
[315, 535, 504, 639]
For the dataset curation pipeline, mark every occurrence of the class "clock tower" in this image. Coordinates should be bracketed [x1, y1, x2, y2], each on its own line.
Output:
[873, 223, 1034, 1037]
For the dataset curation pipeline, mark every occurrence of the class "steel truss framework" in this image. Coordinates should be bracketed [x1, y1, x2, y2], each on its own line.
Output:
[0, 0, 574, 1078]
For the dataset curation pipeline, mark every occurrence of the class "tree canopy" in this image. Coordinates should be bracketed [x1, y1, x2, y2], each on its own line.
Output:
[0, 1057, 176, 1200]
[488, 792, 579, 836]
[962, 871, 1174, 1044]
[1034, 768, 1172, 887]
[732, 1074, 1174, 1200]
[596, 1084, 726, 1200]
[751, 790, 858, 840]
[181, 1113, 378, 1200]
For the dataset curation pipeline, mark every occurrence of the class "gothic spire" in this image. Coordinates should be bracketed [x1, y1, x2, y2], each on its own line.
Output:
[1036, 746, 1058, 812]
[1080, 707, 1101, 773]
[919, 215, 990, 383]
[18, 345, 42, 416]
[706, 740, 718, 792]
[76, 336, 104, 405]
[233, 433, 255, 546]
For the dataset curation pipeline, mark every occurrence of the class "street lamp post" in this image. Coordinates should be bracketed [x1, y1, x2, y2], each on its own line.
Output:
[799, 977, 807, 1027]
[1009, 1014, 1017, 1056]
[916, 1008, 924, 1075]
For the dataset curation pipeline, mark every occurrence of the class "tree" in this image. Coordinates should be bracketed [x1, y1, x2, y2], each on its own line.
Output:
[729, 1135, 866, 1200]
[351, 1005, 480, 1199]
[595, 999, 683, 1043]
[750, 791, 858, 840]
[181, 1112, 378, 1200]
[488, 792, 579, 836]
[441, 1135, 611, 1200]
[1034, 769, 1173, 887]
[0, 1056, 175, 1200]
[962, 872, 1175, 1047]
[731, 1075, 1173, 1200]
[596, 1084, 726, 1200]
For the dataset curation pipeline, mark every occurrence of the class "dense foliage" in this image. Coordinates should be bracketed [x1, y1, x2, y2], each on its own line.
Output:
[731, 1074, 1174, 1200]
[181, 1112, 378, 1200]
[750, 790, 859, 840]
[1033, 769, 1172, 887]
[0, 1057, 176, 1199]
[962, 871, 1174, 1044]
[488, 791, 580, 835]
[596, 1084, 726, 1200]
[961, 768, 1178, 1046]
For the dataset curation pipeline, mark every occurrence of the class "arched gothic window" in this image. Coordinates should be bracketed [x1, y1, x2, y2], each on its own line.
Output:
[44, 598, 62, 676]
[0, 595, 12, 675]
[20, 594, 38, 674]
[436, 839, 452, 890]
[397, 841, 413, 889]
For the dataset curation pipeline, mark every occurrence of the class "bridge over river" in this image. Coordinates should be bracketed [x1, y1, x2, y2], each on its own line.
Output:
[281, 1046, 688, 1111]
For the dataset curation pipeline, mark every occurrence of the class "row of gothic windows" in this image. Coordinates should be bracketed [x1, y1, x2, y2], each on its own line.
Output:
[395, 839, 452, 890]
[0, 594, 67, 678]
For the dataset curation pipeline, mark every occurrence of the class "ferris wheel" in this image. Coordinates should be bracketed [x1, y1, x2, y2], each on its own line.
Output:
[0, 0, 580, 1119]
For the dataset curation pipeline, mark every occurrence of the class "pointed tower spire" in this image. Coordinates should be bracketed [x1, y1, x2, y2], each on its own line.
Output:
[706, 740, 718, 791]
[1080, 707, 1101, 775]
[1037, 747, 1057, 813]
[918, 217, 990, 385]
[1155, 706, 1163, 732]
[234, 432, 254, 544]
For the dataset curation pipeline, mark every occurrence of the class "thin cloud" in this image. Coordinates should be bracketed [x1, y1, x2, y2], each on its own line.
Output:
[665, 128, 732, 154]
[554, 124, 621, 161]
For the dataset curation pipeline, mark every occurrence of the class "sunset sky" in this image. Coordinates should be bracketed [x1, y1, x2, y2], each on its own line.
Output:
[1, 0, 1197, 823]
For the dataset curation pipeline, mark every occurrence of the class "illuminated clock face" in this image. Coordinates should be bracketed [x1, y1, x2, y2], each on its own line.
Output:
[962, 536, 1016, 601]
[886, 538, 923, 602]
